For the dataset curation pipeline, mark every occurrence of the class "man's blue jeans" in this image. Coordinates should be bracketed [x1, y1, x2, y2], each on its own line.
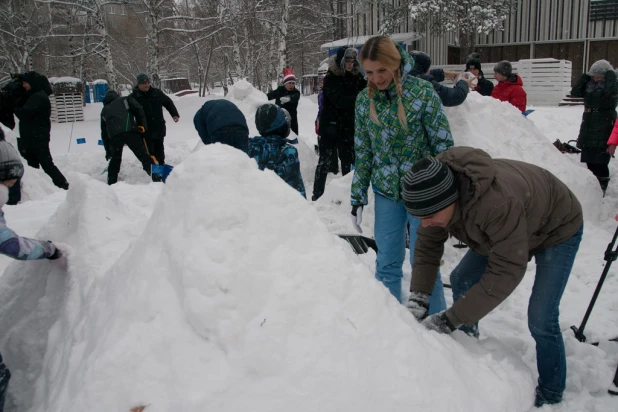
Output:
[374, 194, 447, 312]
[449, 225, 583, 403]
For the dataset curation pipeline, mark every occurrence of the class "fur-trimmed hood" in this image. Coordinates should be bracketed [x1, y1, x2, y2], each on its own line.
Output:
[328, 50, 362, 77]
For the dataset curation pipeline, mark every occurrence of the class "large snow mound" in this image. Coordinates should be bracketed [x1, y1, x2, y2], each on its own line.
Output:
[446, 92, 608, 221]
[0, 145, 534, 411]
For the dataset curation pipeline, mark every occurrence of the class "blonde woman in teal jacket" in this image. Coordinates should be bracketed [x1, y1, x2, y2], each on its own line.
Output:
[351, 36, 453, 313]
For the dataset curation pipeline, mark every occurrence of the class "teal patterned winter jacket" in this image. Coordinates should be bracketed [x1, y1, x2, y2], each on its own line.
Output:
[351, 47, 454, 206]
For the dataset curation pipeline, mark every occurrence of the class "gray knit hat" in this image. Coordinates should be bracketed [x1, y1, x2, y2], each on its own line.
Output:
[402, 157, 458, 217]
[494, 60, 512, 77]
[588, 60, 613, 77]
[136, 73, 150, 85]
[0, 129, 24, 181]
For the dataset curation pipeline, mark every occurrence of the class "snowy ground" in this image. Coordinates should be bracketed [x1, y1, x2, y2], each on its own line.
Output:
[0, 84, 616, 412]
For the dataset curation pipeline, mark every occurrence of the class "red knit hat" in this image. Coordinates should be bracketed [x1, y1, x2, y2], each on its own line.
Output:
[283, 73, 296, 85]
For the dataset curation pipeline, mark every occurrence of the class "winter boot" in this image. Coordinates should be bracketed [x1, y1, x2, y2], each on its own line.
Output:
[597, 176, 610, 197]
[534, 386, 562, 407]
[151, 174, 162, 183]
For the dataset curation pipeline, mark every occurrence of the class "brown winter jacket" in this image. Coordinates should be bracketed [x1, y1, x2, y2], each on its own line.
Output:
[411, 147, 583, 326]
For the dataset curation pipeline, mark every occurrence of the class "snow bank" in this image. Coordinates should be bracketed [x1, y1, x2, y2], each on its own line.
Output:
[225, 80, 268, 128]
[0, 175, 160, 411]
[0, 145, 534, 411]
[445, 92, 608, 221]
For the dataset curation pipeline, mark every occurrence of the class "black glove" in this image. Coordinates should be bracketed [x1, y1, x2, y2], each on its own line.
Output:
[105, 151, 111, 161]
[421, 312, 457, 334]
[406, 291, 429, 321]
[47, 244, 63, 260]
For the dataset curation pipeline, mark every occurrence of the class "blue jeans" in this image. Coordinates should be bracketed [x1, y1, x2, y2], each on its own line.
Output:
[374, 194, 447, 312]
[449, 225, 583, 403]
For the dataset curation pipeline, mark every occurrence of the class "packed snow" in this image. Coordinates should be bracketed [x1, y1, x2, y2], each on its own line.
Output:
[0, 83, 616, 412]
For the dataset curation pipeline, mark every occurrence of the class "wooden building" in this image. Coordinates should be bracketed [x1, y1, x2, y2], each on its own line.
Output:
[345, 0, 618, 85]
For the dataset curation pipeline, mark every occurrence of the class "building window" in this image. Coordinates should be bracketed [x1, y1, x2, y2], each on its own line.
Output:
[109, 5, 115, 14]
[590, 0, 618, 21]
[121, 5, 126, 15]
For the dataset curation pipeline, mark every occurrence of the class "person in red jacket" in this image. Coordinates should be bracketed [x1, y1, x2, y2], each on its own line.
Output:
[490, 61, 527, 112]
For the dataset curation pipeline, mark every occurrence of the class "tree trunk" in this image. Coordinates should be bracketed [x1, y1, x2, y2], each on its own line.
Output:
[146, 6, 161, 89]
[203, 37, 215, 96]
[231, 29, 243, 78]
[267, 25, 278, 89]
[276, 0, 290, 80]
[92, 4, 117, 90]
[458, 30, 475, 64]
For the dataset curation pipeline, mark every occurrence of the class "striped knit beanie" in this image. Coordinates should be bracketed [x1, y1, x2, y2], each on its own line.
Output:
[283, 73, 296, 85]
[402, 157, 459, 217]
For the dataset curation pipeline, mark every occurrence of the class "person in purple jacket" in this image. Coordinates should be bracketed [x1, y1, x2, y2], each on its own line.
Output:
[0, 127, 64, 412]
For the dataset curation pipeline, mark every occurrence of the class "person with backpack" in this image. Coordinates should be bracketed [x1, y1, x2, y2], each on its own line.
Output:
[13, 71, 69, 190]
[100, 90, 160, 185]
[248, 103, 305, 198]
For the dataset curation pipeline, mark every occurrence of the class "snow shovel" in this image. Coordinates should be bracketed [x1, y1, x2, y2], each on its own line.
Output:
[338, 234, 378, 255]
[142, 137, 159, 166]
[151, 164, 174, 183]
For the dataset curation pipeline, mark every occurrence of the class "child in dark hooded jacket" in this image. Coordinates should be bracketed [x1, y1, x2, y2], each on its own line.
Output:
[248, 103, 306, 198]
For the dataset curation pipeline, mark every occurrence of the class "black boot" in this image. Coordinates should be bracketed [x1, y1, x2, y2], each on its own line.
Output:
[597, 176, 610, 197]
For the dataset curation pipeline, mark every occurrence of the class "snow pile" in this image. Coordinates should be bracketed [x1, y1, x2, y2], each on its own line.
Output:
[445, 92, 608, 221]
[226, 79, 266, 116]
[0, 145, 535, 411]
[91, 79, 108, 85]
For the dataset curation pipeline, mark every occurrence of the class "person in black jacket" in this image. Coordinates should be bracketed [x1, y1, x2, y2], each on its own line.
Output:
[0, 78, 27, 131]
[193, 99, 249, 153]
[570, 59, 618, 195]
[410, 51, 474, 107]
[312, 46, 367, 201]
[0, 77, 28, 204]
[465, 56, 494, 97]
[100, 90, 160, 185]
[130, 73, 179, 165]
[14, 71, 69, 190]
[267, 73, 301, 135]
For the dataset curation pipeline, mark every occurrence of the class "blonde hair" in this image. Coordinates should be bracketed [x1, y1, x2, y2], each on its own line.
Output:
[360, 36, 407, 130]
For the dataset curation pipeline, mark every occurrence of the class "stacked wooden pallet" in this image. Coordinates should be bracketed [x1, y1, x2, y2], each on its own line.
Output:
[50, 93, 84, 123]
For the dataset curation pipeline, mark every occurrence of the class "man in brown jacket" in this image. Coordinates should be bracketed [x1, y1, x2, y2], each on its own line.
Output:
[401, 147, 583, 408]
